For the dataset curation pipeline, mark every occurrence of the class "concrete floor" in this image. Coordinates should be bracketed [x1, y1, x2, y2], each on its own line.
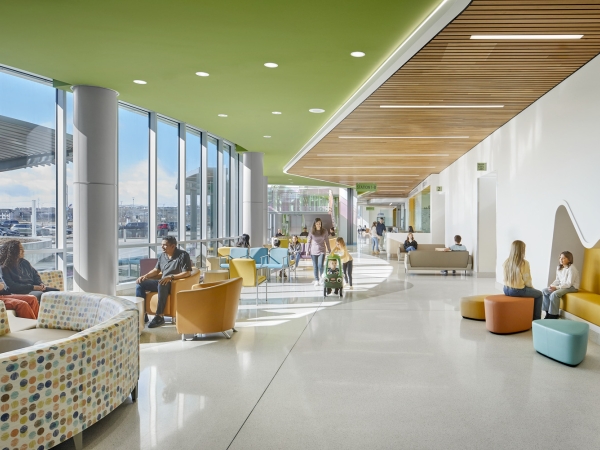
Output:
[55, 243, 600, 449]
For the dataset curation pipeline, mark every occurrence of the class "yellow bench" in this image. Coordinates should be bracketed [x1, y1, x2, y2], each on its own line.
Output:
[561, 248, 600, 326]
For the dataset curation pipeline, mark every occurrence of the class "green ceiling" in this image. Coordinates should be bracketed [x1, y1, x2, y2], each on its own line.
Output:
[0, 0, 440, 185]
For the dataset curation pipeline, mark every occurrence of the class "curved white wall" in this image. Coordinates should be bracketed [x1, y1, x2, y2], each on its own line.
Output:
[439, 53, 600, 287]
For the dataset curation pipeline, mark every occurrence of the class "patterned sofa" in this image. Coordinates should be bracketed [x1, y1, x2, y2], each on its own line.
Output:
[0, 292, 139, 450]
[5, 269, 65, 318]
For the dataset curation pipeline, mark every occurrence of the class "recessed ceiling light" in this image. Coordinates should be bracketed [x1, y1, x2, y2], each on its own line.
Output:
[195, 72, 209, 77]
[133, 80, 147, 84]
[218, 114, 228, 117]
[338, 136, 468, 139]
[272, 111, 282, 115]
[380, 105, 504, 109]
[309, 109, 325, 113]
[264, 62, 278, 68]
[471, 34, 583, 40]
[351, 51, 365, 57]
[264, 135, 271, 138]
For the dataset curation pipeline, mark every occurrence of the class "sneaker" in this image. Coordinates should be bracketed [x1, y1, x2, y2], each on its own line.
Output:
[348, 286, 353, 290]
[312, 280, 319, 286]
[148, 315, 165, 328]
[318, 279, 324, 285]
[545, 313, 559, 320]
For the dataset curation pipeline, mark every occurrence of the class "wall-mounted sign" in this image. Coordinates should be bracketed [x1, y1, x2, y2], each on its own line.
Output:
[436, 186, 443, 192]
[477, 162, 487, 171]
[366, 206, 375, 211]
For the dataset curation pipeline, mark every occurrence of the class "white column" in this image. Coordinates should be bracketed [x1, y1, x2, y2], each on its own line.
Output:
[242, 153, 264, 246]
[72, 85, 118, 294]
[263, 176, 268, 245]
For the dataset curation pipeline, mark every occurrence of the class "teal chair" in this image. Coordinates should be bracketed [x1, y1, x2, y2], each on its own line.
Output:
[249, 247, 268, 268]
[261, 248, 290, 282]
[220, 247, 249, 270]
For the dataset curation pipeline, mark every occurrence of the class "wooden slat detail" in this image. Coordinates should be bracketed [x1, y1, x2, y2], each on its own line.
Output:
[287, 0, 600, 198]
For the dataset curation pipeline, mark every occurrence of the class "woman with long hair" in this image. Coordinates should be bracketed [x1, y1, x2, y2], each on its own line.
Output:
[236, 234, 250, 248]
[0, 267, 39, 318]
[0, 240, 59, 302]
[404, 233, 418, 252]
[542, 251, 580, 319]
[307, 218, 331, 286]
[502, 240, 543, 320]
[333, 237, 353, 290]
[370, 221, 379, 254]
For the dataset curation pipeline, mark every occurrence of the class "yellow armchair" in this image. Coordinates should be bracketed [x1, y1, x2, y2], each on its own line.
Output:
[145, 267, 201, 322]
[175, 277, 243, 340]
[230, 258, 267, 302]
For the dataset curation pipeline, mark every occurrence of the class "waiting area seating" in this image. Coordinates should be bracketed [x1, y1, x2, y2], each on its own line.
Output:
[144, 267, 201, 323]
[397, 243, 444, 261]
[484, 294, 534, 334]
[460, 295, 487, 320]
[230, 258, 267, 302]
[560, 248, 600, 326]
[176, 278, 243, 340]
[405, 250, 472, 274]
[0, 292, 139, 450]
[5, 269, 64, 317]
[533, 319, 589, 366]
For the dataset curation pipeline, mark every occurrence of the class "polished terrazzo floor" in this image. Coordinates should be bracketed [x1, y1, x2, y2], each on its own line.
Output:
[55, 243, 600, 449]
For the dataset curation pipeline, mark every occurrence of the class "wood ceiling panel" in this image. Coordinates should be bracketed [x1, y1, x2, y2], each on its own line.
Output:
[287, 0, 600, 198]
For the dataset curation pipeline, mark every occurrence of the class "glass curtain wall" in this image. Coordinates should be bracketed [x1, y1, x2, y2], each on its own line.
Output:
[1, 65, 242, 289]
[117, 105, 150, 283]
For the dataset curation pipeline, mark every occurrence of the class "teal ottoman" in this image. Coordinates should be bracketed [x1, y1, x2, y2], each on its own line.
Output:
[532, 320, 589, 366]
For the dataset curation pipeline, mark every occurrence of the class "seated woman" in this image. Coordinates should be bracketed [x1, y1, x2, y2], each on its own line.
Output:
[404, 233, 418, 252]
[0, 240, 59, 303]
[0, 266, 39, 319]
[502, 240, 543, 320]
[542, 251, 580, 319]
[287, 235, 302, 274]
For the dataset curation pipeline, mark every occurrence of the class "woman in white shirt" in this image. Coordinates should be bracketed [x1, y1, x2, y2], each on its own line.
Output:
[542, 251, 580, 319]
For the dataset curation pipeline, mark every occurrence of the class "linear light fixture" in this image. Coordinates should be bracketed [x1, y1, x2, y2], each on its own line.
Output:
[323, 174, 419, 177]
[338, 136, 469, 139]
[303, 166, 436, 169]
[471, 34, 583, 40]
[380, 105, 503, 109]
[316, 153, 450, 157]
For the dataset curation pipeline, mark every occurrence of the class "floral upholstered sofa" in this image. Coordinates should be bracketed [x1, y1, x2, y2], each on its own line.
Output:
[0, 291, 139, 450]
[5, 269, 65, 318]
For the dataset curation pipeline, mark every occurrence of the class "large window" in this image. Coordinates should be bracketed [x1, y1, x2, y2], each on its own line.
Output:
[157, 118, 179, 240]
[117, 105, 150, 283]
[2, 65, 243, 289]
[207, 136, 218, 239]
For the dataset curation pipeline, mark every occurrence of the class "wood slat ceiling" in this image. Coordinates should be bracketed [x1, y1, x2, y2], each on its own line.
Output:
[287, 0, 600, 198]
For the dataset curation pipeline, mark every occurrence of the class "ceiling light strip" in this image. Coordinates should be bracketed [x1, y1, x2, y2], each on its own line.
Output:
[380, 105, 503, 108]
[282, 0, 471, 174]
[338, 136, 469, 139]
[303, 166, 436, 169]
[315, 154, 450, 157]
[471, 34, 583, 40]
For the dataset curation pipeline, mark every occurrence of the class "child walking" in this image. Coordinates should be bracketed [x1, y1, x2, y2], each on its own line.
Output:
[333, 237, 353, 290]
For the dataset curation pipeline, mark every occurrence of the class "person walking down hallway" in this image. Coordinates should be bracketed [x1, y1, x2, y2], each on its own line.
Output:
[0, 240, 60, 303]
[370, 222, 379, 254]
[376, 218, 386, 252]
[136, 236, 192, 328]
[542, 251, 580, 319]
[502, 240, 543, 320]
[307, 218, 331, 286]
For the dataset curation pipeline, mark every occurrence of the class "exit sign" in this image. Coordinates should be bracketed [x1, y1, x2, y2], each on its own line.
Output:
[477, 162, 487, 171]
[366, 206, 375, 211]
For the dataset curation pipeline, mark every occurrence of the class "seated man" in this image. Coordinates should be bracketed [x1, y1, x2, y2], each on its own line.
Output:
[275, 228, 284, 237]
[299, 227, 309, 237]
[441, 235, 467, 275]
[136, 236, 192, 328]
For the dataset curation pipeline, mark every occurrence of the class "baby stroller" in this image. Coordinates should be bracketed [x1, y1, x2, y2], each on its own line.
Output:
[323, 253, 343, 297]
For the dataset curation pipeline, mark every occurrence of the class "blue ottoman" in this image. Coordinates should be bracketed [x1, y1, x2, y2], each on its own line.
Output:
[532, 320, 589, 366]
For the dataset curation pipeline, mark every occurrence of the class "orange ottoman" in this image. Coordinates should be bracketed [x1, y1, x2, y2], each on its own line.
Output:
[484, 295, 534, 334]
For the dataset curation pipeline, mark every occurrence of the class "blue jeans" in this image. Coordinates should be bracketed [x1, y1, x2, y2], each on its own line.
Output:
[503, 286, 543, 320]
[136, 279, 171, 315]
[542, 286, 577, 315]
[311, 254, 325, 281]
[405, 246, 416, 252]
[289, 252, 299, 266]
[371, 237, 379, 252]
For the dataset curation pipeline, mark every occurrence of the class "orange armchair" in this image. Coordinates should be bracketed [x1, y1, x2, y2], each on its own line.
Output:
[176, 277, 243, 340]
[145, 267, 201, 323]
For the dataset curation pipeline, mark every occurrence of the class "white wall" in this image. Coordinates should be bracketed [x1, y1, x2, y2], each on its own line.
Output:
[439, 53, 600, 285]
[477, 175, 497, 274]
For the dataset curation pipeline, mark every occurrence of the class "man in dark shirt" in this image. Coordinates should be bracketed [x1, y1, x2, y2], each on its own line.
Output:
[299, 227, 309, 237]
[136, 236, 192, 328]
[376, 218, 386, 250]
